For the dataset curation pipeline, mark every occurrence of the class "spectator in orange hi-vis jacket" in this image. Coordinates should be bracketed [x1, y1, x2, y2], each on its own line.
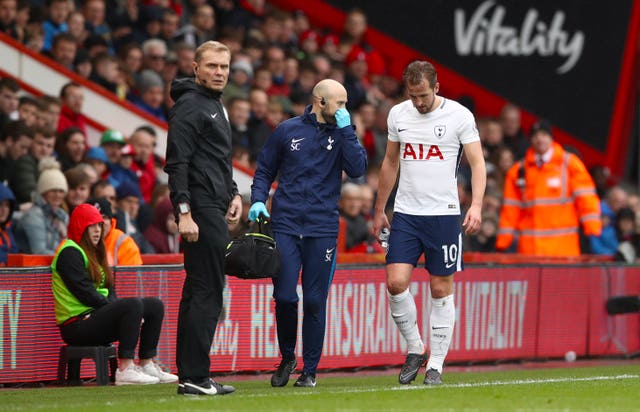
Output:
[86, 197, 142, 266]
[496, 119, 602, 256]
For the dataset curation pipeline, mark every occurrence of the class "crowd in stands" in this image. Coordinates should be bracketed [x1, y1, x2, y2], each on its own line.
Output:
[0, 0, 639, 263]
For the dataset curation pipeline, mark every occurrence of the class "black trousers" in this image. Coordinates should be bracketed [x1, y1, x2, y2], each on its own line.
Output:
[176, 208, 228, 381]
[59, 297, 164, 359]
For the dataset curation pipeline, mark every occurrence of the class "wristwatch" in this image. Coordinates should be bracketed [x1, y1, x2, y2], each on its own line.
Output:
[178, 203, 190, 214]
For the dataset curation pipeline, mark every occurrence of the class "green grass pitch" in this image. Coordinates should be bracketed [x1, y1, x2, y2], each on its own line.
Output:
[1, 363, 639, 411]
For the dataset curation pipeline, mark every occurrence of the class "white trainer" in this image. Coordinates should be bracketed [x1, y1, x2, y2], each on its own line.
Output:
[140, 362, 179, 383]
[115, 365, 160, 385]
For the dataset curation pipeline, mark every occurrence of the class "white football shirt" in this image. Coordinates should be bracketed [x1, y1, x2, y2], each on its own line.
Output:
[387, 98, 479, 216]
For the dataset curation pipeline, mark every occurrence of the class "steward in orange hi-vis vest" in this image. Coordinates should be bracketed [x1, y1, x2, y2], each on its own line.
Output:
[496, 121, 601, 256]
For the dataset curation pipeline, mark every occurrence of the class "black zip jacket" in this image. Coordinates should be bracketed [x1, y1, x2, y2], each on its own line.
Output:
[164, 78, 238, 213]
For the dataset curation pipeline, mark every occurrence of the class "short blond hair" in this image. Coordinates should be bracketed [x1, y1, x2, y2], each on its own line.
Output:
[195, 41, 230, 63]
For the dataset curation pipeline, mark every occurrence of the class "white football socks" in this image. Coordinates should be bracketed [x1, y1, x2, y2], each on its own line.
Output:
[427, 294, 455, 373]
[388, 289, 424, 355]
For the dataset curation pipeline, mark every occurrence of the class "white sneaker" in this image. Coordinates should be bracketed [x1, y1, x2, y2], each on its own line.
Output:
[115, 365, 160, 385]
[140, 362, 179, 383]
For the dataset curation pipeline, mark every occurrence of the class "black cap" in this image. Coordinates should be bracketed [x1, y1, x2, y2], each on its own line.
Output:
[87, 197, 113, 219]
[530, 119, 553, 138]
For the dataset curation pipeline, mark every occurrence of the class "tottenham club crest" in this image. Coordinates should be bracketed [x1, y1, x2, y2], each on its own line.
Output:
[326, 136, 334, 150]
[434, 125, 446, 138]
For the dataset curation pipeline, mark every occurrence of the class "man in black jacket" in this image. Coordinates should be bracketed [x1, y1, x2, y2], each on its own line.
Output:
[164, 40, 242, 396]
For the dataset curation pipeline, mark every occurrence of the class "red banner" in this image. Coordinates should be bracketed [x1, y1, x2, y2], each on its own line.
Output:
[0, 264, 638, 383]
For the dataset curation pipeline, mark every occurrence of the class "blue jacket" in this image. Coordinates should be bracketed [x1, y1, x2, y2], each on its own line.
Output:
[589, 201, 618, 255]
[251, 105, 367, 237]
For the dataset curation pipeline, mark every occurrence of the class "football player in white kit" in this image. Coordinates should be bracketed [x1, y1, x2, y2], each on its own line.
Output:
[372, 60, 486, 385]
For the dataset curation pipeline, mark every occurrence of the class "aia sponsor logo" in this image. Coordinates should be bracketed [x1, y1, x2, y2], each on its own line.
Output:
[402, 143, 444, 160]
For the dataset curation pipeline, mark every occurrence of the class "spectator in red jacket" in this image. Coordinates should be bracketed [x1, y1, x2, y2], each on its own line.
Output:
[129, 126, 156, 203]
[57, 82, 87, 136]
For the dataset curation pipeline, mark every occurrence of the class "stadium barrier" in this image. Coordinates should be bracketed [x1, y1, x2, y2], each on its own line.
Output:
[0, 254, 638, 384]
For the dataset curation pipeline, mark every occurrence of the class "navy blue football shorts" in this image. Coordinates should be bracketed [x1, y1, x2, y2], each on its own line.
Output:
[385, 212, 463, 276]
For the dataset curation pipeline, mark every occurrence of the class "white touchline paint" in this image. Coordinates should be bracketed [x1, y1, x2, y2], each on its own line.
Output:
[223, 374, 640, 398]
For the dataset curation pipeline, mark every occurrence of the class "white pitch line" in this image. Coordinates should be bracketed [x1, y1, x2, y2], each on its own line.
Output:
[231, 374, 640, 398]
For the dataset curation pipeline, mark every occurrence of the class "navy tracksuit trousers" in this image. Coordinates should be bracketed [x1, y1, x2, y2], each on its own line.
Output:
[272, 233, 337, 375]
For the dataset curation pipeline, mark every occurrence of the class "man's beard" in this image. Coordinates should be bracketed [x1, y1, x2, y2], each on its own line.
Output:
[323, 107, 337, 124]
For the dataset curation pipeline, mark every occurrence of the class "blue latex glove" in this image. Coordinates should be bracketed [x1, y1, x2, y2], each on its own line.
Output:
[335, 108, 351, 128]
[248, 201, 270, 222]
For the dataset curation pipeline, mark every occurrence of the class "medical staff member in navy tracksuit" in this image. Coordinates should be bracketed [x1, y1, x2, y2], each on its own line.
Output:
[249, 79, 367, 388]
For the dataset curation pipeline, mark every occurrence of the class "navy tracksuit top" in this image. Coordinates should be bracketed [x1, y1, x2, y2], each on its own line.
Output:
[251, 105, 367, 237]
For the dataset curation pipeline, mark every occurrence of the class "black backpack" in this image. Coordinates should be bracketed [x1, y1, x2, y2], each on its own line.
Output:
[225, 217, 281, 279]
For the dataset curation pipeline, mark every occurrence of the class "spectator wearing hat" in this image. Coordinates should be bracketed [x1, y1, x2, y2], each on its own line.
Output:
[99, 129, 125, 165]
[51, 202, 176, 385]
[224, 58, 253, 99]
[85, 146, 109, 179]
[496, 119, 601, 256]
[143, 197, 179, 254]
[343, 46, 369, 111]
[0, 182, 18, 265]
[14, 158, 69, 254]
[87, 197, 142, 266]
[319, 33, 342, 62]
[589, 201, 619, 257]
[298, 29, 320, 58]
[130, 69, 166, 121]
[115, 179, 154, 254]
[63, 164, 92, 215]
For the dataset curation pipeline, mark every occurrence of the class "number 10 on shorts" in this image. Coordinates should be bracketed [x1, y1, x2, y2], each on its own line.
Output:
[442, 244, 459, 269]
